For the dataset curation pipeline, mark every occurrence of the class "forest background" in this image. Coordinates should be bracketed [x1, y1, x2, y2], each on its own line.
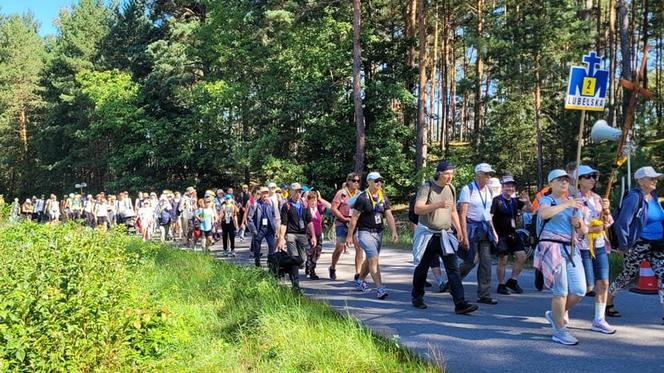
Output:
[1, 0, 662, 201]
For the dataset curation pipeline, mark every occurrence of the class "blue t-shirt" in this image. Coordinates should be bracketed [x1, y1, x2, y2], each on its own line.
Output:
[641, 197, 664, 240]
[537, 196, 582, 236]
[197, 207, 215, 232]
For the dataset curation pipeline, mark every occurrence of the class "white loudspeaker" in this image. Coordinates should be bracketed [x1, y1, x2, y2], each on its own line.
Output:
[591, 120, 621, 143]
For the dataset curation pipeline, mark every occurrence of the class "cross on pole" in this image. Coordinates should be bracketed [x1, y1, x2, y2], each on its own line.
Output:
[582, 51, 601, 77]
[603, 45, 653, 201]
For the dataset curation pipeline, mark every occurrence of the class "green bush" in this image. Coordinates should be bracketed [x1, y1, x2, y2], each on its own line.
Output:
[0, 221, 438, 371]
[0, 222, 169, 371]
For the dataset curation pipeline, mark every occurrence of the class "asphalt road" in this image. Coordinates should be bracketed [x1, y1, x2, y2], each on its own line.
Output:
[206, 237, 664, 373]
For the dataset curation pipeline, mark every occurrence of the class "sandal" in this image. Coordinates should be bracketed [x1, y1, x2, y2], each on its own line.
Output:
[606, 304, 621, 317]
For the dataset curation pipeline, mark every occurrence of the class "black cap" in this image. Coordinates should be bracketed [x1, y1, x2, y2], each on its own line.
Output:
[436, 160, 455, 172]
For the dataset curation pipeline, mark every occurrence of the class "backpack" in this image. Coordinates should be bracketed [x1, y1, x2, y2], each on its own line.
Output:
[526, 195, 557, 246]
[607, 188, 645, 251]
[348, 191, 365, 209]
[408, 181, 456, 225]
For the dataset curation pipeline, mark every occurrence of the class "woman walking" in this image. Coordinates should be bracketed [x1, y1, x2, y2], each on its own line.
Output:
[220, 194, 238, 256]
[534, 169, 586, 345]
[606, 166, 664, 324]
[574, 165, 615, 334]
[305, 191, 331, 280]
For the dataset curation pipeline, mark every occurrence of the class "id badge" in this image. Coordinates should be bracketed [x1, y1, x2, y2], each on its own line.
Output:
[261, 218, 268, 226]
[299, 219, 305, 230]
[374, 213, 382, 224]
[511, 218, 516, 228]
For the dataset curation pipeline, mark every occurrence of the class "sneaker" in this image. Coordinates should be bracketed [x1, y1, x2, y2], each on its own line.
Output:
[221, 251, 229, 257]
[585, 290, 596, 297]
[329, 266, 337, 280]
[354, 273, 360, 282]
[605, 304, 621, 317]
[545, 311, 557, 330]
[439, 282, 449, 293]
[357, 281, 370, 293]
[477, 297, 498, 305]
[412, 297, 428, 309]
[591, 318, 616, 334]
[497, 284, 510, 295]
[376, 288, 388, 300]
[230, 251, 236, 257]
[309, 273, 320, 280]
[506, 278, 524, 294]
[455, 302, 479, 315]
[552, 327, 578, 346]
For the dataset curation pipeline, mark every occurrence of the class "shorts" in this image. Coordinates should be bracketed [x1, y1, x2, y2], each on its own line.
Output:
[335, 224, 357, 242]
[202, 230, 213, 238]
[358, 230, 383, 259]
[97, 216, 108, 226]
[580, 248, 609, 285]
[551, 246, 586, 297]
[496, 233, 525, 257]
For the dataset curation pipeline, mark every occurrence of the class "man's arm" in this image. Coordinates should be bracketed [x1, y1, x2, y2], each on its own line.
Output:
[385, 209, 399, 242]
[459, 203, 469, 248]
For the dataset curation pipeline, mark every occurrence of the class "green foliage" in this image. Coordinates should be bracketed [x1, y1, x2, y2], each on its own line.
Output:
[0, 222, 169, 371]
[0, 220, 438, 371]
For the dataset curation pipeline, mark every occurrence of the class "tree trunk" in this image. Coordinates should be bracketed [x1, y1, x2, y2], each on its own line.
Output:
[535, 56, 544, 189]
[618, 0, 632, 118]
[449, 30, 457, 146]
[18, 109, 28, 153]
[608, 0, 618, 126]
[352, 0, 365, 174]
[404, 0, 418, 128]
[640, 0, 648, 86]
[429, 9, 439, 144]
[473, 0, 484, 144]
[440, 0, 449, 151]
[415, 0, 428, 170]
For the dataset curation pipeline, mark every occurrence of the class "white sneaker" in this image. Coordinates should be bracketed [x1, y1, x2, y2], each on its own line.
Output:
[591, 318, 616, 334]
[357, 281, 370, 293]
[552, 327, 578, 346]
[545, 311, 557, 330]
[230, 252, 236, 257]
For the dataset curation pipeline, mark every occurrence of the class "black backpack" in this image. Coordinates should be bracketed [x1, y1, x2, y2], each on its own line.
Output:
[408, 181, 455, 225]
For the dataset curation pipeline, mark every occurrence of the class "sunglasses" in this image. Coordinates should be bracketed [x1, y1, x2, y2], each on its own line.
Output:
[349, 179, 360, 183]
[554, 176, 570, 183]
[374, 179, 384, 184]
[580, 174, 599, 180]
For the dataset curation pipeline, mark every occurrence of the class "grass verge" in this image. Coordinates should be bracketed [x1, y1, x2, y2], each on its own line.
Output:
[0, 221, 439, 372]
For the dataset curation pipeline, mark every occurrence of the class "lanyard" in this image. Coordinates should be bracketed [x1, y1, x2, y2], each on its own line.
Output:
[474, 181, 489, 210]
[500, 195, 514, 218]
[369, 189, 384, 211]
[290, 199, 303, 219]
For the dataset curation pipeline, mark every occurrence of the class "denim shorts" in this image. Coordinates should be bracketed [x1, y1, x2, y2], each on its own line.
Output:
[358, 230, 383, 259]
[551, 246, 586, 297]
[580, 248, 609, 285]
[335, 224, 357, 242]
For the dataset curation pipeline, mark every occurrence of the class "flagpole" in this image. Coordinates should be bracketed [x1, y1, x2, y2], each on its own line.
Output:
[573, 110, 586, 190]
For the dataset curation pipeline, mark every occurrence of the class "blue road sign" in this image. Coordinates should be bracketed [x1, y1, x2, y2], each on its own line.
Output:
[565, 51, 609, 111]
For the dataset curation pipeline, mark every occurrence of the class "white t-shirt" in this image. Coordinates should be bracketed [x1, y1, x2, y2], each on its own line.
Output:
[458, 181, 494, 222]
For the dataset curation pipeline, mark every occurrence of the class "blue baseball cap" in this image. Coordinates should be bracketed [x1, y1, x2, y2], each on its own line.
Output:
[547, 169, 571, 183]
[572, 165, 599, 180]
[224, 194, 232, 200]
[366, 172, 383, 182]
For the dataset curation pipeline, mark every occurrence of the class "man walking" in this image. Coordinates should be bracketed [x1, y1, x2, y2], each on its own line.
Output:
[491, 174, 532, 295]
[277, 183, 316, 291]
[249, 186, 278, 267]
[347, 172, 399, 300]
[458, 163, 500, 305]
[411, 161, 478, 313]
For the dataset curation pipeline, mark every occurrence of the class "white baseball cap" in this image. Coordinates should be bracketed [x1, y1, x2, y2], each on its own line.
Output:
[366, 172, 383, 182]
[475, 163, 495, 174]
[634, 166, 663, 180]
